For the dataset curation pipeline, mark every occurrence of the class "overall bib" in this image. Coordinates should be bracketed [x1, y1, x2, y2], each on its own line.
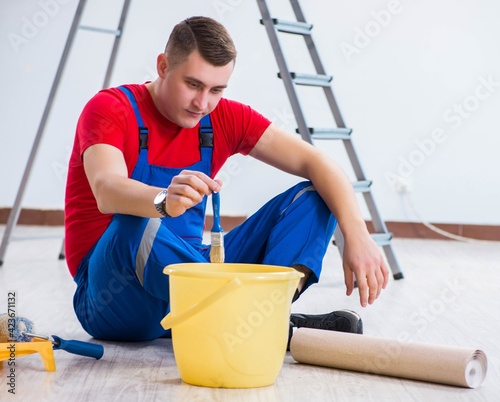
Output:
[73, 86, 337, 341]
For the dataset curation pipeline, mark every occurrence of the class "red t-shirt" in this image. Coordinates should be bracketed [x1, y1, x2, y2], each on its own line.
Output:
[64, 84, 271, 277]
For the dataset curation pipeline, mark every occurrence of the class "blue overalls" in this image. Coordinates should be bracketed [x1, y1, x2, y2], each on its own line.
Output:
[73, 86, 338, 341]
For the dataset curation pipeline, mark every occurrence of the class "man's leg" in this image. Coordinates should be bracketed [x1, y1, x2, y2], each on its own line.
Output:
[224, 181, 335, 291]
[73, 214, 206, 341]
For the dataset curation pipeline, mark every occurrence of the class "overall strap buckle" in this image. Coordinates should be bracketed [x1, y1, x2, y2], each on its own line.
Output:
[199, 114, 214, 148]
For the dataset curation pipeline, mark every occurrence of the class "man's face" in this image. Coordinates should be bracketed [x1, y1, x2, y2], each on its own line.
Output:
[154, 50, 234, 128]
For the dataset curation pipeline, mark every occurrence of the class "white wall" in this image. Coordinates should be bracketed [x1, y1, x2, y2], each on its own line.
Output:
[1, 0, 499, 225]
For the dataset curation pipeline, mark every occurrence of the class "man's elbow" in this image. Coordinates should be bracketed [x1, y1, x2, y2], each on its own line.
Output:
[92, 177, 116, 214]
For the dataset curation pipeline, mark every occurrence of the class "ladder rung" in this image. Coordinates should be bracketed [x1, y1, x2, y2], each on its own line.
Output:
[261, 18, 313, 35]
[306, 127, 352, 140]
[370, 233, 393, 246]
[278, 72, 332, 87]
[352, 180, 372, 193]
[79, 25, 122, 36]
[332, 233, 393, 247]
[334, 233, 392, 247]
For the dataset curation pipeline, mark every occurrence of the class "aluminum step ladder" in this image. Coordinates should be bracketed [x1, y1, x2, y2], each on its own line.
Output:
[0, 0, 131, 266]
[257, 0, 403, 279]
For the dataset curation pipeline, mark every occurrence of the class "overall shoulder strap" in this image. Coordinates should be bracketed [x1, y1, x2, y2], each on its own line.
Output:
[117, 86, 148, 150]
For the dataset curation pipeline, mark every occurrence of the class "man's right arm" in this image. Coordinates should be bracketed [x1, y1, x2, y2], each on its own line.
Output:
[83, 143, 221, 218]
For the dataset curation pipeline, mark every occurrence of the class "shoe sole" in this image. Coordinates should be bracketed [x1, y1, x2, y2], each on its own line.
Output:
[290, 309, 363, 334]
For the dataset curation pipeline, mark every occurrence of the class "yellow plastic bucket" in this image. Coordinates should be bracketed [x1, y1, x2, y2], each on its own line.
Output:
[161, 263, 303, 388]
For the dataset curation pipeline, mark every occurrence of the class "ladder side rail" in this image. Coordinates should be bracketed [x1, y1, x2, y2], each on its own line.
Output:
[333, 226, 345, 258]
[363, 191, 391, 234]
[290, 0, 349, 129]
[342, 138, 370, 181]
[102, 0, 132, 88]
[342, 133, 393, 234]
[383, 244, 404, 278]
[322, 86, 348, 129]
[257, 0, 312, 144]
[303, 32, 352, 128]
[306, 32, 349, 129]
[290, 0, 326, 78]
[289, 0, 307, 24]
[0, 0, 88, 266]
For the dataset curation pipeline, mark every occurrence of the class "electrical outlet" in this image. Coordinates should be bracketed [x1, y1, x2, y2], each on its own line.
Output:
[394, 177, 412, 193]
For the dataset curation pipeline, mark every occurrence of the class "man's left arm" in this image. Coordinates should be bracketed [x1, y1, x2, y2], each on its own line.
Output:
[249, 123, 389, 307]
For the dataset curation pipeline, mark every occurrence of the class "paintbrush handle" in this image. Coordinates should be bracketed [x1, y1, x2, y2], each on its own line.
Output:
[212, 192, 222, 232]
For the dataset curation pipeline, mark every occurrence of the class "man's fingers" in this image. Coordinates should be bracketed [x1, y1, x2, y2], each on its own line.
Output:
[356, 275, 369, 307]
[165, 171, 222, 217]
[381, 259, 390, 289]
[343, 264, 354, 296]
[178, 170, 220, 194]
[349, 266, 386, 307]
[366, 272, 380, 305]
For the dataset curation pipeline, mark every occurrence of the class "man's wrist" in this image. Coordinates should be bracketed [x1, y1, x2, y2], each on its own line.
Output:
[338, 217, 369, 239]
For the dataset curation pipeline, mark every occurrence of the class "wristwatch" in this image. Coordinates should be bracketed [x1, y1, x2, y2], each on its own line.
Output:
[154, 189, 170, 217]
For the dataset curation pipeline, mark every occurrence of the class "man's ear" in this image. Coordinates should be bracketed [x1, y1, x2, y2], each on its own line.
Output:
[157, 53, 168, 78]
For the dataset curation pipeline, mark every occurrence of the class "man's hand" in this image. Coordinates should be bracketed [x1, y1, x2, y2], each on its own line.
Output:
[165, 170, 221, 217]
[342, 231, 389, 307]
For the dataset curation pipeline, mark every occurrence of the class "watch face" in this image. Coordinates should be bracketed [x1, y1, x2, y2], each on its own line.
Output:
[154, 189, 167, 204]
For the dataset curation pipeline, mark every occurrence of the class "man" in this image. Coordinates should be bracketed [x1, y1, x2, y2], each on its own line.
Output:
[65, 16, 388, 341]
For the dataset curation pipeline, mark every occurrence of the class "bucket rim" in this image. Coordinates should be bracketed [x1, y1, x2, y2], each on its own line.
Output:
[163, 262, 304, 281]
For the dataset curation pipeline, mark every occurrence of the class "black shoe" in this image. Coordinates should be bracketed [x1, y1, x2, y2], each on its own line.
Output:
[287, 310, 362, 349]
[291, 309, 363, 334]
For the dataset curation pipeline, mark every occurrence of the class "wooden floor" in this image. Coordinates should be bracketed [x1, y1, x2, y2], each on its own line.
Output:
[0, 225, 498, 401]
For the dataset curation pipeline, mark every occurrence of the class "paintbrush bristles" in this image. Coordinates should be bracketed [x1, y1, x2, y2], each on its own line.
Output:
[210, 232, 225, 263]
[210, 191, 224, 263]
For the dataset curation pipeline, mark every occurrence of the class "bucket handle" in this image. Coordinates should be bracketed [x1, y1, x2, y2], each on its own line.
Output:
[160, 276, 242, 330]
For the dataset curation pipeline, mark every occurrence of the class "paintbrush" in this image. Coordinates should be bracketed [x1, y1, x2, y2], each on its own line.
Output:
[210, 191, 225, 263]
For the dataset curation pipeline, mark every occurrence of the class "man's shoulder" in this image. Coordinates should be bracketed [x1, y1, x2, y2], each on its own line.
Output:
[212, 97, 256, 119]
[212, 97, 269, 126]
[87, 84, 146, 106]
[214, 97, 239, 110]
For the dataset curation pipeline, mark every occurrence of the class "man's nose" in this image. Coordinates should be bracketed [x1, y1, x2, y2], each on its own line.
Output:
[193, 90, 209, 110]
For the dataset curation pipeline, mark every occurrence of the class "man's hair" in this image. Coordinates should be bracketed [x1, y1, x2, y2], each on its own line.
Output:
[165, 16, 237, 69]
